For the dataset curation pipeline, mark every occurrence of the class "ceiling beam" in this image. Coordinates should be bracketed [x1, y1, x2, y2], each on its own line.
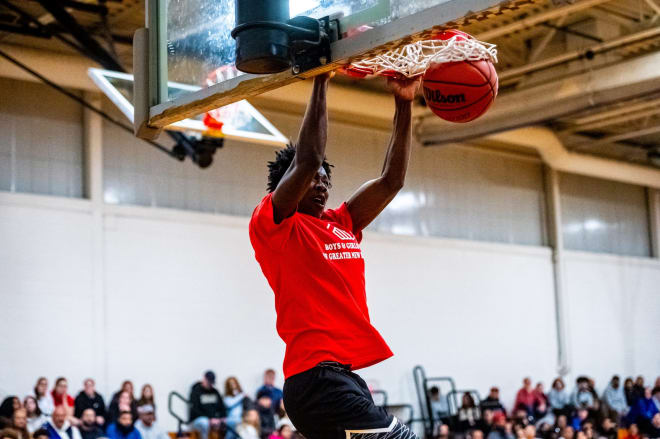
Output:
[499, 26, 660, 80]
[34, 0, 123, 71]
[559, 107, 660, 133]
[417, 51, 660, 145]
[569, 96, 660, 124]
[482, 127, 660, 188]
[571, 123, 660, 147]
[476, 0, 615, 40]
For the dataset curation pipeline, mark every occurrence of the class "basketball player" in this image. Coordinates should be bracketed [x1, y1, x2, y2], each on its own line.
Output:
[249, 71, 420, 439]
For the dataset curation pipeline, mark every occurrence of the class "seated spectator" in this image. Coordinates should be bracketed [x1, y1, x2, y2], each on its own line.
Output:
[34, 380, 54, 417]
[0, 429, 19, 439]
[597, 418, 617, 439]
[255, 370, 283, 412]
[481, 409, 495, 436]
[189, 371, 226, 439]
[515, 379, 536, 417]
[536, 422, 552, 439]
[107, 392, 137, 427]
[106, 412, 140, 439]
[458, 394, 482, 433]
[256, 391, 276, 439]
[50, 379, 76, 425]
[24, 397, 47, 434]
[572, 378, 596, 412]
[647, 413, 660, 438]
[632, 378, 645, 403]
[523, 425, 537, 439]
[533, 384, 549, 420]
[623, 379, 635, 408]
[512, 423, 524, 439]
[44, 406, 82, 439]
[0, 397, 20, 429]
[621, 424, 640, 439]
[625, 387, 659, 433]
[275, 400, 292, 430]
[652, 387, 660, 412]
[134, 405, 166, 439]
[223, 377, 252, 432]
[430, 386, 450, 420]
[570, 409, 590, 432]
[559, 426, 574, 439]
[601, 376, 627, 423]
[78, 410, 103, 439]
[32, 430, 49, 439]
[11, 408, 30, 439]
[581, 421, 595, 439]
[482, 388, 506, 416]
[470, 430, 485, 439]
[136, 386, 154, 410]
[267, 424, 292, 439]
[74, 380, 105, 427]
[549, 380, 570, 417]
[437, 424, 450, 439]
[111, 383, 135, 408]
[235, 409, 260, 439]
[555, 415, 568, 432]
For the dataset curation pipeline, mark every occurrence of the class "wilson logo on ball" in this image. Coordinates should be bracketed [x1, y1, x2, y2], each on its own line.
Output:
[423, 88, 466, 104]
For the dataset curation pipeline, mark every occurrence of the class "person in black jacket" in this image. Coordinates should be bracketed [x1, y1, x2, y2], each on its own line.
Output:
[75, 380, 106, 427]
[189, 371, 226, 439]
[79, 409, 104, 439]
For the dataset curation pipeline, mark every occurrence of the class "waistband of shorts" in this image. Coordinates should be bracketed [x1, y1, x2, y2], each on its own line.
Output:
[316, 361, 352, 372]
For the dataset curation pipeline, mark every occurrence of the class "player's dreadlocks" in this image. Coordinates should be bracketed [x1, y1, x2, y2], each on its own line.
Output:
[267, 143, 333, 193]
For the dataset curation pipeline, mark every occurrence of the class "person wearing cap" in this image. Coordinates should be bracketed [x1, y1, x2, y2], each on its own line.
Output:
[486, 412, 513, 439]
[189, 371, 226, 439]
[134, 405, 166, 439]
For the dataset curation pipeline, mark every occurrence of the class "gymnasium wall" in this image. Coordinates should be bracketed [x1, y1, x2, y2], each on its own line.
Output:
[2, 196, 660, 431]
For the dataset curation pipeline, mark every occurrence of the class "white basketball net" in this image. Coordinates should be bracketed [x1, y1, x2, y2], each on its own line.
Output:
[348, 36, 498, 78]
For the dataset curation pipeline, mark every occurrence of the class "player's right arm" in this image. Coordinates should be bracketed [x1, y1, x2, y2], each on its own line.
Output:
[271, 73, 331, 223]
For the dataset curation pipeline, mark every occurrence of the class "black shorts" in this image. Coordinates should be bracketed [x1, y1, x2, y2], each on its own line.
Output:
[283, 362, 416, 439]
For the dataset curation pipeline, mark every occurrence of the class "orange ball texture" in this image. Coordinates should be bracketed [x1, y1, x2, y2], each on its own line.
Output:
[422, 59, 498, 123]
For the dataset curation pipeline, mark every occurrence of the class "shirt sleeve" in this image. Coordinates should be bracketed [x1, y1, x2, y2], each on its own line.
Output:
[249, 194, 298, 252]
[322, 202, 363, 243]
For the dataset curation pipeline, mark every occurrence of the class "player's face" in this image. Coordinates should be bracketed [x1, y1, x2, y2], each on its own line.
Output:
[298, 167, 330, 218]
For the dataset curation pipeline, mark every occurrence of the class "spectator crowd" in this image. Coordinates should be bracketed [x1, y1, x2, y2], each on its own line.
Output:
[430, 375, 660, 439]
[0, 369, 293, 439]
[1, 371, 658, 439]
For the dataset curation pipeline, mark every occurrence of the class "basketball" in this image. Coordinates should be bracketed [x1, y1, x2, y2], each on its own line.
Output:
[421, 30, 498, 123]
[422, 59, 498, 123]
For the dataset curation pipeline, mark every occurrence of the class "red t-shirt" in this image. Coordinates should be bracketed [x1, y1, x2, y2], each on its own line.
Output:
[249, 194, 393, 378]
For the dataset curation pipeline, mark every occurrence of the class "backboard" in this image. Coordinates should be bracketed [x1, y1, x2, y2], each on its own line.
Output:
[135, 0, 521, 139]
[88, 68, 288, 147]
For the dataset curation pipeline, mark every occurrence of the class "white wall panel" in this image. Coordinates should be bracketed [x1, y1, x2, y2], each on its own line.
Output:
[0, 78, 84, 198]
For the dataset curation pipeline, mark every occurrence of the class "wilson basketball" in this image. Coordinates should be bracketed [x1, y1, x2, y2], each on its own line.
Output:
[422, 59, 498, 123]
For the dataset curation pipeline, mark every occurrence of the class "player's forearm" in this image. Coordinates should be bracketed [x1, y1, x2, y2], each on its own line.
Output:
[380, 98, 413, 191]
[295, 75, 329, 170]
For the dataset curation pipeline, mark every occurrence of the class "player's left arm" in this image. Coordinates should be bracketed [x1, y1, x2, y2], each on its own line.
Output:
[346, 76, 421, 232]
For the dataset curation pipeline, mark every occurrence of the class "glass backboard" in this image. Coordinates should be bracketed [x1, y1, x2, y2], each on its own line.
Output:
[137, 0, 514, 138]
[88, 68, 288, 147]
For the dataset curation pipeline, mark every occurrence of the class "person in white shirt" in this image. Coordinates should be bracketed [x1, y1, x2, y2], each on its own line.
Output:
[35, 378, 54, 417]
[134, 405, 167, 439]
[43, 406, 82, 439]
[24, 397, 48, 433]
[235, 409, 260, 439]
